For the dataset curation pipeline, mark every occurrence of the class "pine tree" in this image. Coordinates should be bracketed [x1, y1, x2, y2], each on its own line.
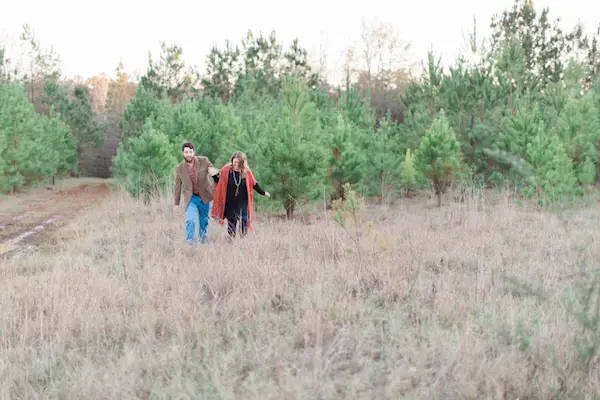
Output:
[328, 113, 366, 202]
[555, 94, 600, 184]
[112, 121, 177, 203]
[524, 125, 580, 204]
[120, 85, 172, 143]
[255, 75, 327, 218]
[365, 114, 406, 200]
[0, 81, 76, 191]
[42, 82, 101, 176]
[413, 111, 463, 206]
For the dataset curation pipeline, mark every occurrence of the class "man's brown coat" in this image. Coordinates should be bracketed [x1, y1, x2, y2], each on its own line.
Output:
[174, 156, 218, 207]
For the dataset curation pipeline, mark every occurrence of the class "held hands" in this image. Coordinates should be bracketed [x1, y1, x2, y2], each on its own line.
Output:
[208, 166, 219, 176]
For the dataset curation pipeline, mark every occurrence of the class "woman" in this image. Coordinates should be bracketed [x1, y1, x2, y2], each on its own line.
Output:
[211, 151, 270, 238]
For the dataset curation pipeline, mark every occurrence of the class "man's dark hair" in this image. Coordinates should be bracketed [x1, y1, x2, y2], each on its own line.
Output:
[182, 142, 194, 151]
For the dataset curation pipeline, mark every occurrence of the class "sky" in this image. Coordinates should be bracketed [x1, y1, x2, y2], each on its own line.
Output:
[1, 0, 599, 85]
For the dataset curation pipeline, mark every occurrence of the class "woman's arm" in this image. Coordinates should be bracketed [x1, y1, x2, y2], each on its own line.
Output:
[253, 182, 266, 195]
[208, 166, 220, 184]
[253, 182, 270, 197]
[249, 169, 270, 197]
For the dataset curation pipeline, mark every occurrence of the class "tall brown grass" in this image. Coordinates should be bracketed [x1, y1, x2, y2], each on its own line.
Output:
[1, 185, 599, 399]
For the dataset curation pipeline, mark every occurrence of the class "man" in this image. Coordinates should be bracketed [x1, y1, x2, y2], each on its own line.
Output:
[173, 142, 220, 245]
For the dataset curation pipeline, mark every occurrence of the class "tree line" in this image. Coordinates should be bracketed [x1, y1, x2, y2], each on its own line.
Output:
[3, 0, 600, 214]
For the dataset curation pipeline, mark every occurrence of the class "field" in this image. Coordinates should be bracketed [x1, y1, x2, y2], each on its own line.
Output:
[1, 184, 599, 399]
[0, 178, 112, 257]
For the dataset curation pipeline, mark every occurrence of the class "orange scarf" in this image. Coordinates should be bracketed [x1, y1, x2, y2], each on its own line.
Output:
[211, 164, 257, 231]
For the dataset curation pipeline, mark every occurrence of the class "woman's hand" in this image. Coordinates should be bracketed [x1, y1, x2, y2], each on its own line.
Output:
[265, 192, 271, 198]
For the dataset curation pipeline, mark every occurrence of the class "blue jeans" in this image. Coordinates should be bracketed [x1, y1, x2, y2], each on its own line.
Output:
[185, 195, 209, 244]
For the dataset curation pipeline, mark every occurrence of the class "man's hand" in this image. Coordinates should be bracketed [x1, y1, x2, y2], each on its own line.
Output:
[208, 166, 219, 177]
[265, 192, 271, 198]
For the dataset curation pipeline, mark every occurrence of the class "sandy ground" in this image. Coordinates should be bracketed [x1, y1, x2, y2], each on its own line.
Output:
[0, 178, 111, 258]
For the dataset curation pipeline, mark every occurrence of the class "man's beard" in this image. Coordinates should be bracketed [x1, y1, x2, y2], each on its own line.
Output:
[184, 156, 194, 163]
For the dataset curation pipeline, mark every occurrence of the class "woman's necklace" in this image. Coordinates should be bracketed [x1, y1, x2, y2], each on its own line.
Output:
[232, 170, 241, 196]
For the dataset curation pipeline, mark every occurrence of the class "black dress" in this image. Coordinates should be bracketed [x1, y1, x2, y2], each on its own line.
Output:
[224, 169, 265, 235]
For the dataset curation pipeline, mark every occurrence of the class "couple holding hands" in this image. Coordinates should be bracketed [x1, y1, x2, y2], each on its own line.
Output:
[173, 141, 270, 245]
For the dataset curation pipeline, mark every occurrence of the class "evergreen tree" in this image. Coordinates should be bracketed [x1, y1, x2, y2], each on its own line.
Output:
[42, 82, 101, 175]
[257, 75, 327, 218]
[328, 113, 365, 201]
[413, 111, 463, 206]
[120, 85, 172, 143]
[555, 94, 600, 184]
[139, 41, 199, 103]
[112, 121, 177, 202]
[365, 113, 406, 199]
[0, 81, 75, 192]
[524, 125, 580, 204]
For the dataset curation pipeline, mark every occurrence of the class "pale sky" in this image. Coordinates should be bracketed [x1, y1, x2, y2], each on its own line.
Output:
[1, 0, 599, 85]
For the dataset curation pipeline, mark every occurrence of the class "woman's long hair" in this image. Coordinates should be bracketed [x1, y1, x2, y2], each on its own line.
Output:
[230, 151, 248, 178]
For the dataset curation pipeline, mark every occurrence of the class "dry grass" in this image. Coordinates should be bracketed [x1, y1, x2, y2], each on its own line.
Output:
[0, 177, 108, 217]
[1, 186, 600, 399]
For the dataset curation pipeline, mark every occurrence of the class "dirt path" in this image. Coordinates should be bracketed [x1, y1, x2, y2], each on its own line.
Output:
[0, 179, 111, 258]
